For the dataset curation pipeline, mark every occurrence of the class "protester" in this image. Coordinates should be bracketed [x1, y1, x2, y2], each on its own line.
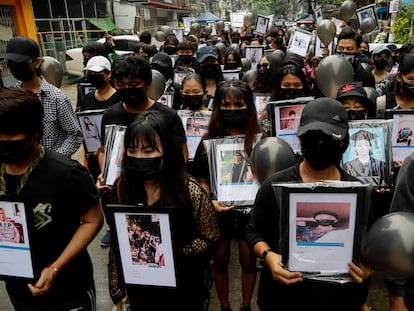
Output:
[371, 46, 392, 95]
[246, 97, 372, 311]
[180, 73, 208, 111]
[336, 82, 375, 120]
[4, 36, 83, 157]
[0, 87, 103, 310]
[265, 26, 286, 53]
[174, 40, 198, 72]
[108, 110, 220, 310]
[192, 80, 263, 311]
[271, 63, 311, 100]
[138, 31, 158, 57]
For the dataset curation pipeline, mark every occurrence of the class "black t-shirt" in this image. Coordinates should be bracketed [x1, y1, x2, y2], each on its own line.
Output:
[246, 160, 371, 310]
[81, 91, 120, 112]
[100, 101, 186, 146]
[5, 150, 100, 306]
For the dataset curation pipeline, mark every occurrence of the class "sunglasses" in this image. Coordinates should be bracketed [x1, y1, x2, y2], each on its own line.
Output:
[257, 63, 269, 70]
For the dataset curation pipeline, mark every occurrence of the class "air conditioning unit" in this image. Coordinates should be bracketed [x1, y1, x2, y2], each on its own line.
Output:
[139, 8, 151, 19]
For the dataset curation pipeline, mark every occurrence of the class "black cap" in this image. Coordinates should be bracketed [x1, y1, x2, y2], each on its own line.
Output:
[386, 44, 398, 52]
[297, 97, 348, 141]
[4, 36, 40, 63]
[151, 52, 172, 68]
[336, 82, 373, 109]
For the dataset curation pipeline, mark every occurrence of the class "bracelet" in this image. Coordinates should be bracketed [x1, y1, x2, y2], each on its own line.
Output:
[47, 264, 59, 273]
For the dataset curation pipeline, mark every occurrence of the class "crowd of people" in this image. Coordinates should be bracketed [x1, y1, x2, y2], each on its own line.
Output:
[1, 16, 414, 311]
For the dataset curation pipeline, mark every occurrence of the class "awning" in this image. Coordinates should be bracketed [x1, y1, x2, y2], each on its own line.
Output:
[88, 18, 117, 31]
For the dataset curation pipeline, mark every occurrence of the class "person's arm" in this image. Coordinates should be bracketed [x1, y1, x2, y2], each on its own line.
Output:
[27, 200, 104, 296]
[55, 93, 84, 156]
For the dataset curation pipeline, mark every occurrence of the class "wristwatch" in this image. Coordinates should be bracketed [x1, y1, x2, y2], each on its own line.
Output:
[262, 249, 274, 260]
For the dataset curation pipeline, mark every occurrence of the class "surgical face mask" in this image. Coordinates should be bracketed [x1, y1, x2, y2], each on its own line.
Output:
[182, 95, 204, 110]
[163, 46, 177, 55]
[373, 59, 389, 70]
[117, 87, 146, 107]
[275, 37, 284, 45]
[199, 64, 220, 79]
[336, 52, 357, 63]
[224, 62, 239, 70]
[301, 134, 343, 170]
[392, 56, 399, 63]
[125, 156, 163, 180]
[219, 109, 249, 129]
[347, 110, 366, 120]
[178, 55, 193, 64]
[87, 74, 106, 88]
[279, 88, 305, 99]
[8, 62, 35, 82]
[402, 81, 414, 96]
[0, 139, 31, 163]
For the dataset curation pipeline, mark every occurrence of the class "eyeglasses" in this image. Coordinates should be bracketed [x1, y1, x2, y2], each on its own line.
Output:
[257, 63, 269, 70]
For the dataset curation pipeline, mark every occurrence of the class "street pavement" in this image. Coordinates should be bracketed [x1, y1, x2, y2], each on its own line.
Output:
[0, 79, 390, 310]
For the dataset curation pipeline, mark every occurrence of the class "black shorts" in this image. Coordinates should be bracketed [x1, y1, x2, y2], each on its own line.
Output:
[218, 207, 252, 240]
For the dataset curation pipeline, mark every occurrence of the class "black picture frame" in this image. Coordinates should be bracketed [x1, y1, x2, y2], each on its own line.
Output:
[77, 109, 105, 154]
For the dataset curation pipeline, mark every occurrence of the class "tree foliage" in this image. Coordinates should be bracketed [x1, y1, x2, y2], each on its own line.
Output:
[392, 2, 414, 44]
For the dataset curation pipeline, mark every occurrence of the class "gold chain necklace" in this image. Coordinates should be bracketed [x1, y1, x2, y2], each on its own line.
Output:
[0, 146, 45, 195]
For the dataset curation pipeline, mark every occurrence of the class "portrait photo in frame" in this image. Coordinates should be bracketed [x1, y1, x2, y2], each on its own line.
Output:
[314, 36, 333, 58]
[253, 93, 271, 121]
[103, 124, 126, 186]
[314, 5, 323, 25]
[222, 69, 241, 81]
[203, 135, 260, 206]
[287, 28, 313, 57]
[243, 46, 264, 72]
[77, 109, 104, 154]
[172, 28, 184, 42]
[390, 110, 414, 162]
[109, 204, 177, 287]
[255, 15, 270, 36]
[356, 4, 378, 31]
[206, 21, 217, 36]
[341, 119, 393, 187]
[273, 182, 370, 281]
[0, 197, 35, 279]
[174, 71, 191, 85]
[158, 93, 173, 108]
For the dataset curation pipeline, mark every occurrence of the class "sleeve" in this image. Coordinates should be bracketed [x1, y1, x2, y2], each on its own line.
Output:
[55, 92, 84, 156]
[191, 139, 209, 181]
[181, 177, 220, 259]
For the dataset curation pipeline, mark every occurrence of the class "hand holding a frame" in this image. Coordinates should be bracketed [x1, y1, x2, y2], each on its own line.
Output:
[212, 199, 235, 214]
[27, 264, 58, 296]
[347, 262, 372, 283]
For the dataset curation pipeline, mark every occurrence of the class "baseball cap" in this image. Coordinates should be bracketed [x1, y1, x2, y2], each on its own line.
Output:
[386, 44, 398, 52]
[297, 97, 348, 141]
[196, 46, 218, 63]
[336, 82, 373, 109]
[4, 36, 40, 63]
[372, 45, 391, 57]
[84, 56, 111, 72]
[151, 52, 172, 68]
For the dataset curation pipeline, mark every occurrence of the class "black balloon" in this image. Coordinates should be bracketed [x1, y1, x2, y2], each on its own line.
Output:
[361, 212, 414, 278]
[250, 137, 296, 184]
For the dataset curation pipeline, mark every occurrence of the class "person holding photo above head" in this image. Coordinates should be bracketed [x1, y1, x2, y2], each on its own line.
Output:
[4, 36, 83, 157]
[0, 87, 104, 311]
[96, 54, 188, 247]
[180, 73, 209, 111]
[336, 82, 375, 120]
[192, 80, 263, 311]
[107, 110, 220, 310]
[336, 27, 375, 88]
[196, 45, 224, 109]
[246, 97, 372, 311]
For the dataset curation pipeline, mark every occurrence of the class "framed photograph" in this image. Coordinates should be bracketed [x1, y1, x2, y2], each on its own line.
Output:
[273, 182, 370, 280]
[203, 135, 260, 206]
[182, 17, 192, 32]
[389, 0, 399, 13]
[172, 28, 184, 42]
[230, 12, 245, 28]
[341, 119, 393, 187]
[109, 204, 177, 287]
[253, 93, 271, 121]
[206, 21, 217, 36]
[314, 36, 333, 58]
[79, 82, 96, 96]
[356, 4, 378, 31]
[390, 110, 414, 162]
[0, 197, 35, 279]
[255, 15, 270, 36]
[174, 71, 190, 85]
[269, 97, 314, 153]
[222, 69, 241, 81]
[244, 46, 264, 72]
[103, 125, 126, 186]
[314, 5, 323, 25]
[331, 17, 345, 36]
[77, 109, 104, 153]
[158, 93, 173, 108]
[177, 110, 212, 161]
[287, 28, 313, 57]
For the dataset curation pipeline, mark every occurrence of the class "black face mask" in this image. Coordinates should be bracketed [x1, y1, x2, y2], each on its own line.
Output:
[8, 62, 35, 82]
[224, 63, 239, 70]
[178, 55, 193, 64]
[279, 88, 305, 99]
[315, 219, 337, 226]
[301, 135, 343, 170]
[275, 37, 284, 45]
[374, 60, 389, 70]
[347, 110, 366, 120]
[182, 95, 204, 110]
[87, 74, 106, 88]
[392, 56, 399, 63]
[256, 68, 272, 90]
[125, 156, 163, 180]
[336, 52, 357, 64]
[0, 139, 31, 163]
[117, 87, 146, 107]
[199, 64, 220, 79]
[402, 82, 414, 96]
[219, 109, 249, 129]
[361, 50, 370, 57]
[163, 46, 177, 55]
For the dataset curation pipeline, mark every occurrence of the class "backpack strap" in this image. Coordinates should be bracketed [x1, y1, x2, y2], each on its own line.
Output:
[376, 94, 386, 118]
